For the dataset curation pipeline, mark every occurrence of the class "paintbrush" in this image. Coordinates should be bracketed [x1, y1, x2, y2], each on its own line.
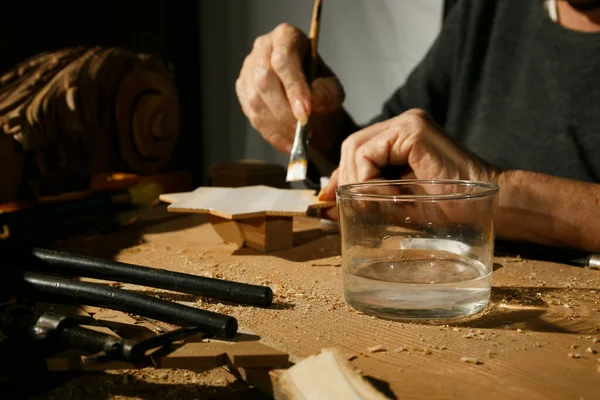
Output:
[286, 0, 323, 182]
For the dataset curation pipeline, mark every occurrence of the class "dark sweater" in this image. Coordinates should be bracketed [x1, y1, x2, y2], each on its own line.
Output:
[366, 0, 600, 182]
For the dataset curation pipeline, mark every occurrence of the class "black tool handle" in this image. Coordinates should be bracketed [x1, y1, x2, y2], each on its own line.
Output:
[19, 271, 238, 338]
[31, 248, 272, 307]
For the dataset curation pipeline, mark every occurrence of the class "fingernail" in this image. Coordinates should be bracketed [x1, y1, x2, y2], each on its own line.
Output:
[293, 99, 309, 125]
[312, 85, 327, 112]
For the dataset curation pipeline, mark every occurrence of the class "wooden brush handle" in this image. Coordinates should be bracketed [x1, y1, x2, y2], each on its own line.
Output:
[308, 0, 322, 82]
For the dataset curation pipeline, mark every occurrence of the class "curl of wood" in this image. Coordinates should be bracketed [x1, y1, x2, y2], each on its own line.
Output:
[116, 69, 179, 173]
[0, 47, 179, 201]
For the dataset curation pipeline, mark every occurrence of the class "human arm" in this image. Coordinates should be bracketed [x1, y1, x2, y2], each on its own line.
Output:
[319, 109, 600, 252]
[234, 0, 477, 167]
[495, 170, 600, 252]
[235, 23, 359, 166]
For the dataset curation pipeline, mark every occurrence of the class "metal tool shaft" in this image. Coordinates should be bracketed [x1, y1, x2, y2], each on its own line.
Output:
[19, 272, 238, 338]
[31, 248, 272, 306]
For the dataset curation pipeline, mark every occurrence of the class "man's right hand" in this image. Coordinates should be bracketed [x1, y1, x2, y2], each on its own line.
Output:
[236, 23, 345, 154]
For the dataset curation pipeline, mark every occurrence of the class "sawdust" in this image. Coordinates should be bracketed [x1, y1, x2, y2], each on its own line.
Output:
[367, 345, 387, 353]
[42, 212, 600, 398]
[460, 357, 482, 365]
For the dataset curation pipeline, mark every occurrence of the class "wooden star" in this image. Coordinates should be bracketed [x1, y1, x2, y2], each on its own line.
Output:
[159, 186, 335, 252]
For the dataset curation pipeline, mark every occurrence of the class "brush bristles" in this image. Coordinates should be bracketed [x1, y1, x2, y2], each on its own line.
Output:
[286, 159, 308, 182]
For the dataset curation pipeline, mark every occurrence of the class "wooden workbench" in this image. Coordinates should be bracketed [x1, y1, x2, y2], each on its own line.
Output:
[39, 208, 600, 399]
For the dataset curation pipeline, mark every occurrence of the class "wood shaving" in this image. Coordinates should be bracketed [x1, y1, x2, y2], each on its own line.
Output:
[567, 353, 582, 359]
[461, 356, 482, 365]
[367, 345, 387, 353]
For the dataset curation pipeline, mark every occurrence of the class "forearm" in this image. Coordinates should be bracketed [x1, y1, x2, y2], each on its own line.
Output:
[496, 170, 600, 252]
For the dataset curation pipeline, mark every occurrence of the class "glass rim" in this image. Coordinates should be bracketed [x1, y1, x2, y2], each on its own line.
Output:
[335, 179, 499, 201]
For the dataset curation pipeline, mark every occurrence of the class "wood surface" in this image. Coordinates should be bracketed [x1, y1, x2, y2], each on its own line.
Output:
[48, 209, 600, 399]
[160, 185, 334, 219]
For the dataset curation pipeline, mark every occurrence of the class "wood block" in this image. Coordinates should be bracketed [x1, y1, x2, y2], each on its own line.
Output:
[226, 341, 290, 368]
[239, 216, 293, 252]
[160, 185, 332, 252]
[272, 348, 389, 400]
[156, 342, 230, 370]
[156, 341, 289, 370]
[209, 215, 293, 252]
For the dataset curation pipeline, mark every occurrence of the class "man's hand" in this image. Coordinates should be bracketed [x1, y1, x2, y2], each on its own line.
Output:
[236, 23, 345, 154]
[319, 109, 499, 202]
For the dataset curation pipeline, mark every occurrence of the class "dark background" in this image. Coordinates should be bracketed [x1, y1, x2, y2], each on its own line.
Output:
[0, 0, 453, 187]
[0, 0, 204, 184]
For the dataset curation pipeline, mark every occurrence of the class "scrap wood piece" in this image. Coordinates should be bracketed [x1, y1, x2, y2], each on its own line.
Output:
[158, 341, 290, 370]
[271, 348, 390, 400]
[159, 185, 334, 219]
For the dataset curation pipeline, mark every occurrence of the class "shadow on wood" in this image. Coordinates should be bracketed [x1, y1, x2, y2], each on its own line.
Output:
[233, 233, 341, 263]
[452, 286, 599, 334]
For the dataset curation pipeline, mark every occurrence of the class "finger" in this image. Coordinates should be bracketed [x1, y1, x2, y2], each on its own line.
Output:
[252, 41, 295, 123]
[311, 76, 345, 115]
[318, 168, 339, 201]
[237, 78, 293, 154]
[356, 126, 411, 183]
[338, 121, 391, 186]
[321, 205, 339, 221]
[270, 24, 311, 123]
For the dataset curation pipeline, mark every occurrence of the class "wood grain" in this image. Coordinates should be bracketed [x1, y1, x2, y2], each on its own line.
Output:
[52, 211, 600, 399]
[0, 47, 179, 201]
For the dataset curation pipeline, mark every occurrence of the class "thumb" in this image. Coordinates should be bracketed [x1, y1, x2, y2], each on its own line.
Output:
[311, 76, 345, 116]
[317, 168, 339, 201]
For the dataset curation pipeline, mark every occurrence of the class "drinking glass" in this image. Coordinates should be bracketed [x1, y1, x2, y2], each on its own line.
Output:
[336, 180, 499, 321]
